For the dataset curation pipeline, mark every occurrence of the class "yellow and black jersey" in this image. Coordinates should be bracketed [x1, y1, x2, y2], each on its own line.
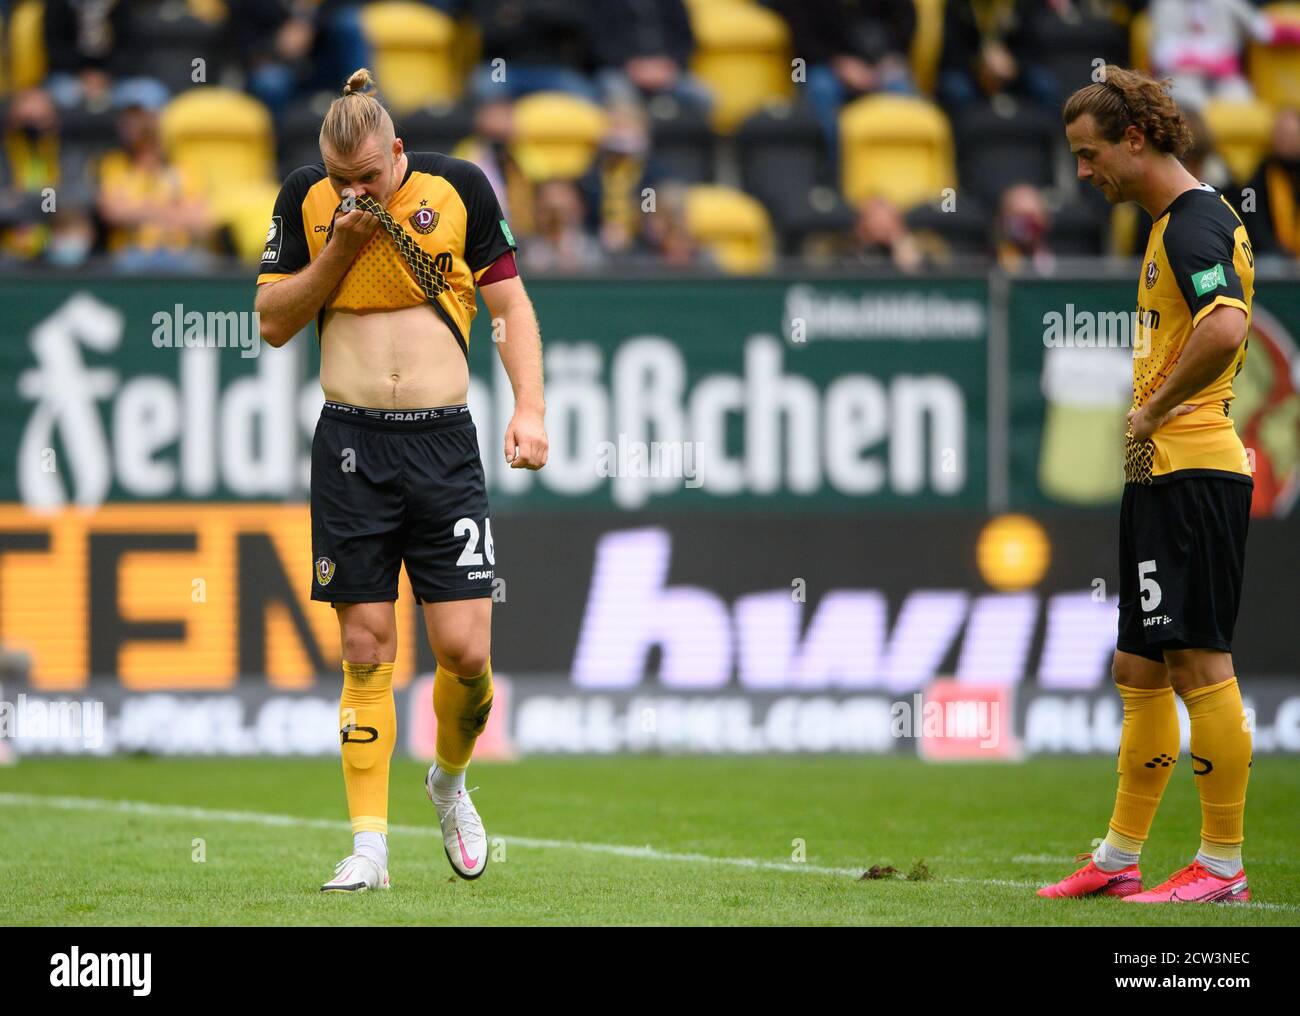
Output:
[255, 151, 517, 355]
[1130, 183, 1254, 483]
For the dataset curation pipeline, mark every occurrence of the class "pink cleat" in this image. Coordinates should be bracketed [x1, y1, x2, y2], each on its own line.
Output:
[1123, 861, 1249, 903]
[1037, 853, 1143, 899]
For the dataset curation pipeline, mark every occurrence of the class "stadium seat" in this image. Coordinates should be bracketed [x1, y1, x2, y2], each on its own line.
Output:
[393, 102, 476, 156]
[159, 88, 275, 199]
[510, 92, 607, 181]
[9, 0, 46, 90]
[128, 8, 226, 95]
[736, 102, 851, 251]
[955, 99, 1059, 208]
[1130, 11, 1151, 74]
[1051, 188, 1109, 257]
[905, 197, 991, 258]
[1030, 9, 1128, 99]
[360, 2, 461, 111]
[647, 96, 717, 183]
[685, 183, 774, 273]
[186, 0, 228, 22]
[909, 0, 945, 96]
[688, 2, 793, 133]
[212, 180, 280, 265]
[839, 94, 955, 209]
[1202, 98, 1275, 184]
[1249, 3, 1300, 105]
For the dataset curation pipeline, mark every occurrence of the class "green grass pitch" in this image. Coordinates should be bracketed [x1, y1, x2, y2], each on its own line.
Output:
[1, 755, 1296, 926]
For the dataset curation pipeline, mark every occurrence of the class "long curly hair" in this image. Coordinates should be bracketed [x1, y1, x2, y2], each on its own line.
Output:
[1063, 65, 1193, 158]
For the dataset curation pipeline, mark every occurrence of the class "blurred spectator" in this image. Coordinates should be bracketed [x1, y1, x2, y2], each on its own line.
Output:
[95, 102, 214, 272]
[43, 0, 169, 111]
[227, 0, 372, 118]
[467, 0, 597, 102]
[625, 180, 715, 269]
[453, 97, 536, 235]
[844, 195, 931, 273]
[1238, 107, 1300, 258]
[994, 183, 1054, 273]
[1147, 0, 1300, 111]
[578, 99, 660, 256]
[520, 179, 604, 272]
[44, 196, 98, 269]
[769, 0, 915, 159]
[0, 88, 91, 260]
[937, 0, 1060, 112]
[1148, 0, 1274, 109]
[589, 0, 711, 110]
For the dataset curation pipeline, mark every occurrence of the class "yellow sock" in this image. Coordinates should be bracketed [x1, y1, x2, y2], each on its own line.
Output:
[1181, 677, 1251, 858]
[1106, 683, 1180, 849]
[340, 662, 396, 835]
[433, 661, 494, 775]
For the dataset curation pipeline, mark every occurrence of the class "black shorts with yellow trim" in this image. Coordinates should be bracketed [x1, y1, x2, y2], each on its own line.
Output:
[1117, 471, 1252, 662]
[310, 401, 495, 605]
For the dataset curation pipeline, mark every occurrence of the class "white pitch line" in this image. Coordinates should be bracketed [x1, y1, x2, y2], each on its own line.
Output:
[2, 792, 1296, 913]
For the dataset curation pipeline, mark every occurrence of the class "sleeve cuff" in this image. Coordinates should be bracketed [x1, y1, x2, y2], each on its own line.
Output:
[1192, 296, 1248, 329]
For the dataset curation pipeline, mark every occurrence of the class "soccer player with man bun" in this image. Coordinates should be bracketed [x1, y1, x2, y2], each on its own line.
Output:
[1041, 66, 1255, 903]
[255, 69, 547, 892]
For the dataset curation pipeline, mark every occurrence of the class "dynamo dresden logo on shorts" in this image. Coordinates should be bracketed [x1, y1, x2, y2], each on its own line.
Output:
[315, 556, 336, 587]
[409, 207, 439, 234]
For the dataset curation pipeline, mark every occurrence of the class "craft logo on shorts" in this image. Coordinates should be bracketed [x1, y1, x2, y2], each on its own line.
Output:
[410, 208, 439, 234]
[315, 556, 336, 587]
[262, 215, 283, 263]
[1144, 259, 1159, 289]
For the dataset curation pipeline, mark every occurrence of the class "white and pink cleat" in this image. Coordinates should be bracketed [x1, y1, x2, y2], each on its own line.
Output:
[425, 765, 489, 880]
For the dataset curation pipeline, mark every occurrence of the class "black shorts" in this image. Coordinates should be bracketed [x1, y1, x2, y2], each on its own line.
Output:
[1117, 474, 1251, 662]
[310, 400, 495, 605]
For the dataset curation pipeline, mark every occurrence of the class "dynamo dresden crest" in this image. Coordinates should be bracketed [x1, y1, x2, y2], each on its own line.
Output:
[315, 556, 336, 586]
[1144, 259, 1159, 289]
[410, 207, 439, 234]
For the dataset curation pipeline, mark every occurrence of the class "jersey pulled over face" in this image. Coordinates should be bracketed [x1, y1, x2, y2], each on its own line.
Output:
[1131, 184, 1255, 482]
[257, 152, 517, 355]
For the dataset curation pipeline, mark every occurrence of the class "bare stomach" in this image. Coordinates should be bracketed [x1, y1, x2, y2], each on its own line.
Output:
[319, 304, 469, 409]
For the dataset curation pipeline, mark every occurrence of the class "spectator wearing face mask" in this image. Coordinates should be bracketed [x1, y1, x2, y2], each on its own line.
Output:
[0, 88, 91, 261]
[994, 182, 1053, 274]
[1237, 106, 1300, 258]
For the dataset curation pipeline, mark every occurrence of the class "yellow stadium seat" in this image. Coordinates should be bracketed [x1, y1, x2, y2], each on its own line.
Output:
[1249, 3, 1300, 105]
[686, 184, 773, 273]
[212, 181, 280, 265]
[689, 2, 793, 133]
[9, 0, 46, 90]
[839, 94, 955, 209]
[1131, 11, 1150, 74]
[1202, 98, 1276, 183]
[510, 92, 607, 181]
[159, 88, 274, 199]
[910, 0, 944, 96]
[360, 2, 460, 111]
[187, 0, 227, 23]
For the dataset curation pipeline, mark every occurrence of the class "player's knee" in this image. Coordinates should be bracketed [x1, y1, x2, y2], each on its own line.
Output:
[437, 640, 490, 680]
[1111, 652, 1140, 687]
[341, 625, 395, 664]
